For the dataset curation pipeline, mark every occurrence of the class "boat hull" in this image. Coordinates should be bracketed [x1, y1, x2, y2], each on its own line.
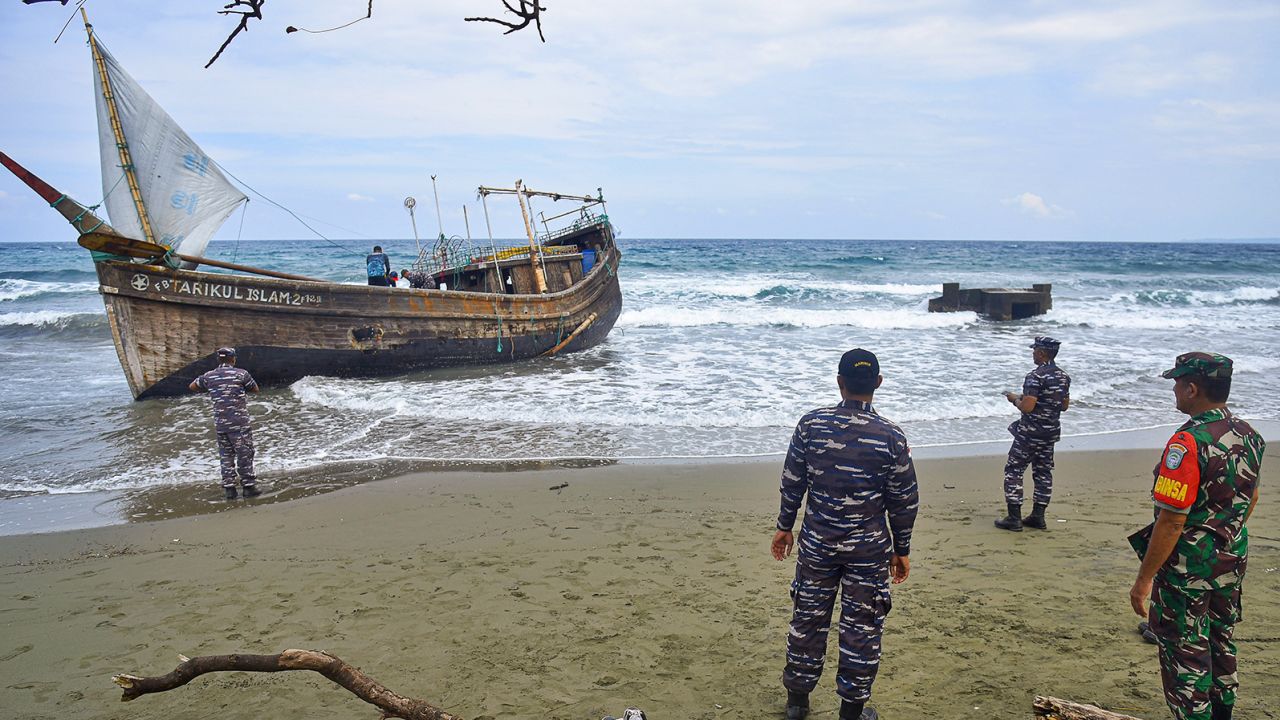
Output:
[94, 237, 622, 399]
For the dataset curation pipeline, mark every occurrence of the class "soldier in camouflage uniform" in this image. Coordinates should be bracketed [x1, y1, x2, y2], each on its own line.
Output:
[771, 349, 919, 720]
[189, 347, 262, 500]
[996, 336, 1071, 531]
[1128, 353, 1265, 720]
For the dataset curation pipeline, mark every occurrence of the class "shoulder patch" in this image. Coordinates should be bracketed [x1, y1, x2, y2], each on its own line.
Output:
[1153, 431, 1200, 511]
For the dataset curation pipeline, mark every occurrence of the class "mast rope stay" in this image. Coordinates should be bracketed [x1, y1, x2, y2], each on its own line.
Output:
[55, 171, 127, 237]
[210, 158, 361, 256]
[232, 200, 248, 264]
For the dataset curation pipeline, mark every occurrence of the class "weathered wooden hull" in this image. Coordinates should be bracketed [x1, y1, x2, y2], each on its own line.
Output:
[94, 231, 622, 399]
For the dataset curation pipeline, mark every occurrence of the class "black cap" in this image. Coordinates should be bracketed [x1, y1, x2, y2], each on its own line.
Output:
[1030, 336, 1061, 351]
[216, 347, 236, 358]
[838, 348, 879, 380]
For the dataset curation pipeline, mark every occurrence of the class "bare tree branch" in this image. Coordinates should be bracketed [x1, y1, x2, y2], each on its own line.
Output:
[113, 649, 462, 720]
[205, 0, 266, 69]
[465, 0, 547, 42]
[287, 0, 373, 35]
[25, 1, 549, 66]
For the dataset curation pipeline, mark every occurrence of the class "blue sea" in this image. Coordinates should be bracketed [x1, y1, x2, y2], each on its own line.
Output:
[0, 237, 1277, 503]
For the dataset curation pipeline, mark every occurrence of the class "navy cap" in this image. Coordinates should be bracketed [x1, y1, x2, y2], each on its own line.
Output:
[216, 347, 236, 358]
[1030, 336, 1061, 351]
[838, 348, 879, 380]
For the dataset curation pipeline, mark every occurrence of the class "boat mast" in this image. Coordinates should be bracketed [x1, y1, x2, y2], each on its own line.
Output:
[514, 179, 548, 294]
[82, 8, 157, 246]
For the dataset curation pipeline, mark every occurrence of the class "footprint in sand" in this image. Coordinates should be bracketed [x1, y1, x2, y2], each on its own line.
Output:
[0, 645, 33, 662]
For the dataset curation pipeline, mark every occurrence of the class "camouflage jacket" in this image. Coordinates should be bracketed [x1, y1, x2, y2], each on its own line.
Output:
[1150, 408, 1265, 588]
[195, 364, 259, 433]
[777, 399, 919, 564]
[1013, 361, 1070, 441]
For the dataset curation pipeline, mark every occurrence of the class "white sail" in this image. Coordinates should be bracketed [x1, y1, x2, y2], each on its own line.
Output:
[91, 36, 246, 263]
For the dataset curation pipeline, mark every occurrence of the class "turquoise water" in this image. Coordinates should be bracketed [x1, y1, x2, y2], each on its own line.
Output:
[0, 237, 1277, 497]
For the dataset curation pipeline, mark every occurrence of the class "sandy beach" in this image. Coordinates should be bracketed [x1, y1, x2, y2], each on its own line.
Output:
[1, 448, 1277, 720]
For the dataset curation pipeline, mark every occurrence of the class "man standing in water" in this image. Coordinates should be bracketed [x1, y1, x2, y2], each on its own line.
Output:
[771, 348, 918, 720]
[996, 336, 1071, 531]
[1129, 352, 1264, 720]
[189, 347, 261, 500]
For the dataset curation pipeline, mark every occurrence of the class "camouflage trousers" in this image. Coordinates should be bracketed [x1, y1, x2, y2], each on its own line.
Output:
[1149, 573, 1242, 720]
[216, 429, 256, 488]
[1003, 432, 1056, 506]
[783, 556, 892, 702]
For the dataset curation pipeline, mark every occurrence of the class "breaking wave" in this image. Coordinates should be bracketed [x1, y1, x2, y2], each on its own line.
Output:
[0, 310, 109, 338]
[0, 278, 97, 302]
[1110, 286, 1280, 307]
[616, 306, 973, 329]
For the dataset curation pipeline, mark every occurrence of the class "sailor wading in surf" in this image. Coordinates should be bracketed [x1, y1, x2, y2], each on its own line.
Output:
[189, 347, 261, 500]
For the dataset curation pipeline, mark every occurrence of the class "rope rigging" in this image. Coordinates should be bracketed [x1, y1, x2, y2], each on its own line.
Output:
[211, 158, 362, 257]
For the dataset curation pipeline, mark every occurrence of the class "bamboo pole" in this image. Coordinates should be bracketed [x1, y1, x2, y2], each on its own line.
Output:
[542, 312, 597, 356]
[514, 179, 548, 294]
[169, 252, 324, 283]
[83, 8, 157, 247]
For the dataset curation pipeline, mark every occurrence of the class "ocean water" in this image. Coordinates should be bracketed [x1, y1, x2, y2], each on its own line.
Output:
[0, 237, 1277, 499]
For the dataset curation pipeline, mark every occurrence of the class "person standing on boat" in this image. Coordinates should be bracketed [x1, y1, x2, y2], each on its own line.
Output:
[771, 348, 918, 720]
[396, 269, 412, 288]
[366, 245, 392, 286]
[995, 336, 1071, 531]
[189, 347, 261, 500]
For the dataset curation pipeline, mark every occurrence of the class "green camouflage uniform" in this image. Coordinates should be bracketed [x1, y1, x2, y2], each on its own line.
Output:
[1145, 353, 1265, 720]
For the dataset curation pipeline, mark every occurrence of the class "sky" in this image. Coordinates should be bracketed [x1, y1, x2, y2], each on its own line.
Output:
[1, 0, 1278, 243]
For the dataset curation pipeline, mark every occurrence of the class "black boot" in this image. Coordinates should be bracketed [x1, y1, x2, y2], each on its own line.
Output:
[994, 502, 1023, 531]
[1022, 502, 1048, 529]
[224, 486, 238, 500]
[840, 700, 878, 720]
[785, 690, 809, 720]
[242, 484, 261, 498]
[1211, 702, 1233, 720]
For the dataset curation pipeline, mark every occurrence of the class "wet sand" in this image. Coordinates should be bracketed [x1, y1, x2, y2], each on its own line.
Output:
[1, 450, 1277, 720]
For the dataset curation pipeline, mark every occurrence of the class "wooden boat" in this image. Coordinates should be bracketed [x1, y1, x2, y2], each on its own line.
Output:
[1, 12, 622, 400]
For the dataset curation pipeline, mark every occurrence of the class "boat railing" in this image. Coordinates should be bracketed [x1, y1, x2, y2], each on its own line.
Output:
[538, 211, 609, 245]
[413, 243, 582, 279]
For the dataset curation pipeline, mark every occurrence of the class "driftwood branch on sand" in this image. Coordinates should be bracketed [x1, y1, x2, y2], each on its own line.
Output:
[112, 649, 462, 720]
[1034, 696, 1146, 720]
[112, 655, 1144, 720]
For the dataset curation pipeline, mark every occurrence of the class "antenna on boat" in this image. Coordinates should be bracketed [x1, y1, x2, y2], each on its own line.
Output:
[430, 175, 445, 241]
[404, 197, 421, 254]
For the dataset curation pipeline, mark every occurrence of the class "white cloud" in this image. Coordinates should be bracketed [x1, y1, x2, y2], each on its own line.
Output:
[346, 193, 376, 202]
[924, 210, 946, 220]
[1004, 192, 1067, 219]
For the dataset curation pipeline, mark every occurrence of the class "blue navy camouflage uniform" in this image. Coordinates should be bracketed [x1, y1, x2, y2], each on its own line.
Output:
[194, 354, 259, 490]
[1004, 337, 1071, 506]
[777, 399, 919, 703]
